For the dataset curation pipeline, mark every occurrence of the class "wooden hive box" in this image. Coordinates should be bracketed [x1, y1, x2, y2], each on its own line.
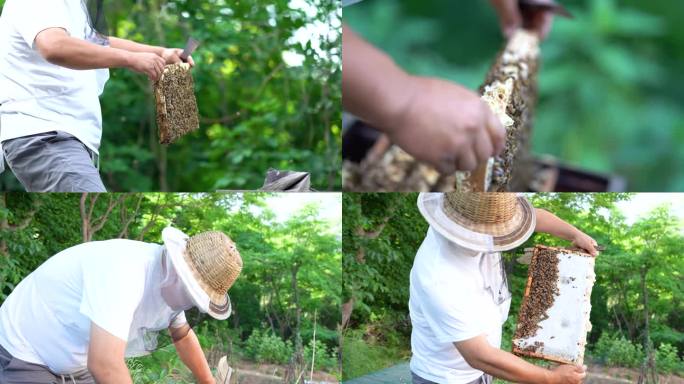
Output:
[154, 63, 199, 144]
[512, 245, 596, 365]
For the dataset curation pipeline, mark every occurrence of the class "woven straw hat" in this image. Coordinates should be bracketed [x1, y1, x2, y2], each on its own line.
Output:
[417, 193, 536, 252]
[162, 227, 243, 320]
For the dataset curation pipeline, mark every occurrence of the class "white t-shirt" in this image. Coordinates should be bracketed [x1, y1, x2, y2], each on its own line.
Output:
[0, 0, 109, 154]
[409, 228, 512, 384]
[0, 239, 187, 374]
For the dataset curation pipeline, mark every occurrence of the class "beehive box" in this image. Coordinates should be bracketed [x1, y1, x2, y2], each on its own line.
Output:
[512, 245, 596, 365]
[154, 63, 199, 144]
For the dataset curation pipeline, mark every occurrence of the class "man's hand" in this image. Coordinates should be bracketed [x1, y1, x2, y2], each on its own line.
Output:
[455, 335, 585, 384]
[343, 25, 505, 174]
[386, 76, 506, 173]
[161, 48, 196, 67]
[88, 322, 133, 384]
[571, 231, 599, 256]
[126, 52, 166, 81]
[535, 208, 599, 256]
[489, 0, 554, 39]
[549, 364, 587, 384]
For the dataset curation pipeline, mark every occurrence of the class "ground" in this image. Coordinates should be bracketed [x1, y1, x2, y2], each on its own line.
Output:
[341, 362, 684, 384]
[231, 361, 339, 384]
[584, 364, 684, 384]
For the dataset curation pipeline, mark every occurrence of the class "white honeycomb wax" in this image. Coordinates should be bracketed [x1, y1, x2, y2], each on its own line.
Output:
[513, 251, 596, 364]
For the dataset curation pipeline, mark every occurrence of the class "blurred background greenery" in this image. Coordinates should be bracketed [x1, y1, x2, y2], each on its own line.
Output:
[0, 0, 341, 191]
[344, 0, 684, 191]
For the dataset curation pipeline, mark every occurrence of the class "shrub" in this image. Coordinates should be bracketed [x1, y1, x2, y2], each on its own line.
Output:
[655, 343, 683, 374]
[304, 339, 339, 372]
[244, 329, 293, 364]
[592, 332, 644, 368]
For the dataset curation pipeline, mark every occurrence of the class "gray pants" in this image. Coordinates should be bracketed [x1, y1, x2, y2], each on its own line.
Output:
[2, 131, 106, 192]
[412, 371, 493, 384]
[0, 344, 95, 384]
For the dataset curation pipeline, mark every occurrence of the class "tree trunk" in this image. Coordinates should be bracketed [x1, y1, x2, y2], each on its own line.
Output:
[80, 193, 125, 243]
[285, 263, 304, 384]
[341, 298, 354, 330]
[343, 29, 540, 192]
[639, 266, 658, 384]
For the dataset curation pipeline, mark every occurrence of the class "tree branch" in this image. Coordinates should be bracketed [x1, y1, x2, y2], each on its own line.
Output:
[118, 195, 145, 239]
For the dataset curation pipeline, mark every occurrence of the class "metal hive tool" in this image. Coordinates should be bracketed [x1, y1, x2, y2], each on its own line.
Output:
[512, 245, 596, 365]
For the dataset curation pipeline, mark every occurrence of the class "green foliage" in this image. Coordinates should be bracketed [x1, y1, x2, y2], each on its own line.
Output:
[127, 345, 183, 384]
[243, 329, 339, 370]
[245, 329, 294, 364]
[0, 0, 341, 191]
[341, 329, 409, 381]
[655, 343, 683, 375]
[591, 334, 684, 374]
[592, 332, 645, 368]
[304, 338, 339, 372]
[345, 0, 684, 190]
[343, 192, 425, 325]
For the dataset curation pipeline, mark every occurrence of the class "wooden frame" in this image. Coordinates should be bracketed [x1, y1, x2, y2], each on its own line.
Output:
[512, 245, 595, 365]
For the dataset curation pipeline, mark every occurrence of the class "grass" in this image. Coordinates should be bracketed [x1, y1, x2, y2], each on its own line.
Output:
[341, 330, 411, 381]
[127, 344, 190, 383]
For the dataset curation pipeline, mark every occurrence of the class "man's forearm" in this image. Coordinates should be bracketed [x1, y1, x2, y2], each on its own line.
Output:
[534, 208, 581, 242]
[109, 37, 164, 55]
[342, 24, 414, 131]
[470, 346, 552, 384]
[174, 328, 215, 384]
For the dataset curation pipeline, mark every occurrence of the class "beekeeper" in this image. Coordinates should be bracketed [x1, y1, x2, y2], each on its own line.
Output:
[0, 0, 195, 192]
[0, 227, 241, 384]
[411, 193, 598, 384]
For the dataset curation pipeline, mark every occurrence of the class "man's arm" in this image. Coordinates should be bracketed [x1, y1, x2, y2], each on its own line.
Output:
[455, 335, 586, 384]
[534, 208, 599, 256]
[109, 37, 164, 55]
[109, 37, 195, 67]
[342, 24, 505, 173]
[34, 28, 166, 80]
[88, 322, 133, 384]
[171, 325, 215, 384]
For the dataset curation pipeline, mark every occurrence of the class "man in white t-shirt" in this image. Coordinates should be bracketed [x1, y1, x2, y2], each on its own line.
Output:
[0, 227, 242, 384]
[410, 193, 598, 384]
[0, 0, 196, 192]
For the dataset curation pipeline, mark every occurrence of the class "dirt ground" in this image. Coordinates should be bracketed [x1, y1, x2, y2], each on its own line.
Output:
[586, 364, 684, 384]
[232, 361, 339, 384]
